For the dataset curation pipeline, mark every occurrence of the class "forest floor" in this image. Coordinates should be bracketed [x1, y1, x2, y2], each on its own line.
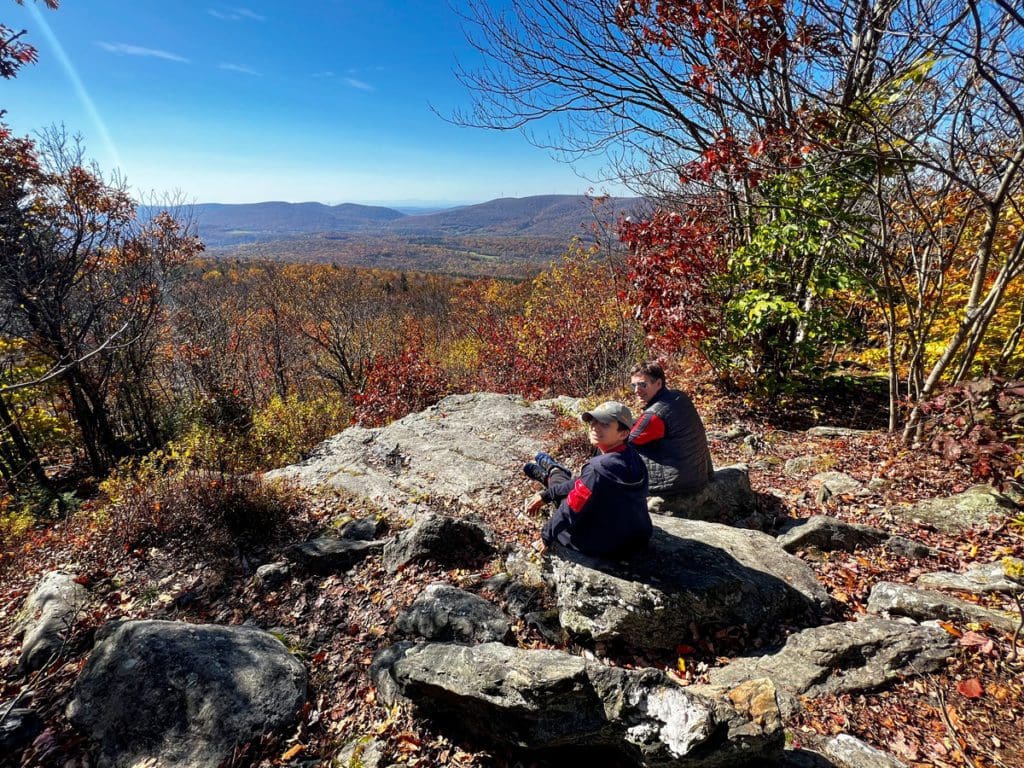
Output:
[1, 376, 1022, 768]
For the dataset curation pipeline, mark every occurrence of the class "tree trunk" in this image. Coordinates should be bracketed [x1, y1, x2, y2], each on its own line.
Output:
[0, 391, 53, 492]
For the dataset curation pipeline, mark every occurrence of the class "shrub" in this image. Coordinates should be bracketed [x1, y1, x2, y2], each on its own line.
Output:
[353, 321, 450, 426]
[919, 377, 1024, 488]
[100, 455, 300, 555]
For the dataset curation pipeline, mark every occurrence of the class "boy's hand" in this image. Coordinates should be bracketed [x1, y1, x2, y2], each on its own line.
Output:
[524, 493, 545, 515]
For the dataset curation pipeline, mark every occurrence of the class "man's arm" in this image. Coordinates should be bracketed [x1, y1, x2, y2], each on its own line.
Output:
[629, 411, 666, 445]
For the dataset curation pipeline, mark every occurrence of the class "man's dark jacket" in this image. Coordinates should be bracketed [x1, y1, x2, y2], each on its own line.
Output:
[629, 387, 712, 495]
[540, 444, 651, 557]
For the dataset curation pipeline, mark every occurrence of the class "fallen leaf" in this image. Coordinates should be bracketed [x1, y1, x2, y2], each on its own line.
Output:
[280, 744, 305, 761]
[955, 678, 984, 699]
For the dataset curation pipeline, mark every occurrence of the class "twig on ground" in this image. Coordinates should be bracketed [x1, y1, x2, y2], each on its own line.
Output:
[935, 682, 978, 768]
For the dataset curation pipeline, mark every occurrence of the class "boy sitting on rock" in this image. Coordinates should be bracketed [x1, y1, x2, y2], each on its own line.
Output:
[523, 401, 651, 558]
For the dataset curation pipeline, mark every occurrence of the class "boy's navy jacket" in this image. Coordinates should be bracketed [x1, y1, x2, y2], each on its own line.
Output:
[540, 444, 651, 557]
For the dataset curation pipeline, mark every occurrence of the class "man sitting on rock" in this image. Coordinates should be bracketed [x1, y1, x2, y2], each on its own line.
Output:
[628, 362, 713, 498]
[523, 401, 651, 558]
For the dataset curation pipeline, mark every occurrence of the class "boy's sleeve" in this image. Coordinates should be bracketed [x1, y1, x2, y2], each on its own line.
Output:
[564, 462, 600, 516]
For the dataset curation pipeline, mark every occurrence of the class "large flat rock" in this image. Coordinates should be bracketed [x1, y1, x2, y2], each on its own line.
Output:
[868, 582, 1018, 632]
[888, 485, 1020, 533]
[703, 617, 953, 715]
[547, 516, 834, 652]
[373, 641, 783, 766]
[264, 393, 558, 509]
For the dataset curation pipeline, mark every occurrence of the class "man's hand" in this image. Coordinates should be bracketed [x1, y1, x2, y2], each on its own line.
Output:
[524, 492, 545, 515]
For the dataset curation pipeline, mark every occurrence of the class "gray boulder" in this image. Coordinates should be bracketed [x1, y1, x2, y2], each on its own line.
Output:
[547, 516, 832, 652]
[254, 562, 291, 591]
[373, 641, 783, 766]
[336, 737, 387, 768]
[0, 705, 43, 755]
[822, 734, 908, 768]
[882, 536, 936, 560]
[286, 537, 385, 574]
[16, 571, 89, 673]
[916, 558, 1024, 594]
[783, 456, 825, 477]
[647, 464, 758, 523]
[806, 426, 872, 438]
[704, 617, 953, 716]
[67, 620, 307, 768]
[776, 516, 888, 554]
[867, 582, 1017, 632]
[811, 472, 867, 504]
[382, 513, 494, 573]
[394, 583, 511, 643]
[265, 393, 559, 510]
[338, 516, 387, 541]
[889, 485, 1020, 533]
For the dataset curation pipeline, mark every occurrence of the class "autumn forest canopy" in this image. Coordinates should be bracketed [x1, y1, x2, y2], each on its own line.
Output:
[2, 0, 1024, 534]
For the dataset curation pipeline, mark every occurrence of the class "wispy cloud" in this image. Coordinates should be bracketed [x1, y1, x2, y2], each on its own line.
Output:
[96, 42, 189, 62]
[220, 63, 260, 76]
[311, 70, 335, 79]
[344, 77, 374, 91]
[208, 7, 266, 22]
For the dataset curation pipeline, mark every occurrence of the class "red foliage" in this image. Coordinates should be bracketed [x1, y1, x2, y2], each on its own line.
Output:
[619, 206, 727, 354]
[1, 2, 59, 80]
[352, 321, 450, 427]
[919, 377, 1024, 488]
[615, 0, 791, 77]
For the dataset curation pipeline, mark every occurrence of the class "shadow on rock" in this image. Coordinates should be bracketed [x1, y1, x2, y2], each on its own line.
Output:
[545, 517, 835, 656]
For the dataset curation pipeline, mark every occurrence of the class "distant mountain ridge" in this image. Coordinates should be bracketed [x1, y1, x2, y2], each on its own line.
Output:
[178, 194, 644, 248]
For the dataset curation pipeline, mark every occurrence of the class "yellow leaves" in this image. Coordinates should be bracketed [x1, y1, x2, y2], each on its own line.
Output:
[1002, 556, 1024, 583]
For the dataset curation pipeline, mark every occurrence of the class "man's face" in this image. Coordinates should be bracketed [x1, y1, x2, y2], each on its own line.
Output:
[630, 374, 662, 405]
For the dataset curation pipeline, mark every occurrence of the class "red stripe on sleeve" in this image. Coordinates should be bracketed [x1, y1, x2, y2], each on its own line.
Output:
[566, 479, 592, 514]
[630, 412, 666, 445]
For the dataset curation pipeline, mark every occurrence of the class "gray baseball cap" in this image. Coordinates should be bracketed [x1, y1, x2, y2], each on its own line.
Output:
[581, 401, 635, 430]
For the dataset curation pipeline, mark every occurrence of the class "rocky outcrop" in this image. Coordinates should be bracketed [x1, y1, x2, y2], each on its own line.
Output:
[338, 516, 388, 541]
[372, 641, 783, 766]
[647, 465, 758, 523]
[286, 536, 385, 573]
[867, 582, 1017, 632]
[16, 571, 90, 673]
[382, 513, 494, 573]
[394, 584, 511, 643]
[776, 516, 888, 554]
[703, 617, 953, 716]
[0, 703, 43, 756]
[811, 472, 867, 504]
[888, 485, 1021, 533]
[820, 734, 909, 768]
[254, 562, 291, 590]
[805, 427, 872, 438]
[783, 455, 826, 476]
[264, 393, 558, 510]
[547, 516, 832, 652]
[67, 620, 307, 768]
[916, 559, 1024, 594]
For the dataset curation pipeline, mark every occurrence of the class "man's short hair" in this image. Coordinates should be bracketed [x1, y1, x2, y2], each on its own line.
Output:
[630, 361, 666, 384]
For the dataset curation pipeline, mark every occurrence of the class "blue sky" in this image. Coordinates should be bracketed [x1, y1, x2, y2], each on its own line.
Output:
[2, 1, 620, 205]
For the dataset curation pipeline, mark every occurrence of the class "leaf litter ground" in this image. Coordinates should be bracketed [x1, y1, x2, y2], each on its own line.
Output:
[1, 387, 1023, 767]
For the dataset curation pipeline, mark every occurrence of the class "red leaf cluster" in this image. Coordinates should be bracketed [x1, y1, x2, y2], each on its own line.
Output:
[919, 377, 1024, 488]
[619, 206, 727, 354]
